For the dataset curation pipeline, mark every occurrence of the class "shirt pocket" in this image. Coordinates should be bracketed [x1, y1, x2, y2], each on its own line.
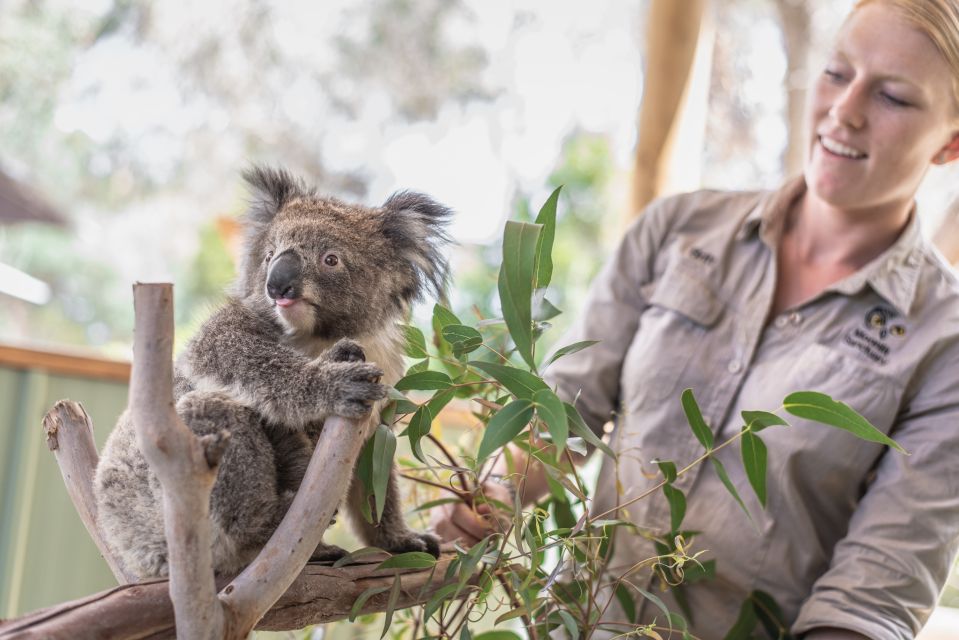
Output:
[622, 260, 724, 407]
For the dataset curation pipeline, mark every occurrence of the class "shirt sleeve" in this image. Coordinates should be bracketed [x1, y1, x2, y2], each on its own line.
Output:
[792, 339, 959, 640]
[542, 197, 674, 437]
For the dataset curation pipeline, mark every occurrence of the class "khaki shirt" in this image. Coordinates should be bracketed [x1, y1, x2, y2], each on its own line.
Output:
[545, 178, 959, 640]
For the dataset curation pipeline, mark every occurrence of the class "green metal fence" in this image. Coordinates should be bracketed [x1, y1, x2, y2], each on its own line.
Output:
[0, 353, 128, 617]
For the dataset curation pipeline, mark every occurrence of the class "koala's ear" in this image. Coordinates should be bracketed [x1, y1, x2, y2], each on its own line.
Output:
[381, 191, 454, 302]
[242, 165, 307, 225]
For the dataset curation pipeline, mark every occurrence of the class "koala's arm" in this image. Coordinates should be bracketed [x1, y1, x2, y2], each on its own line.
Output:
[181, 300, 386, 428]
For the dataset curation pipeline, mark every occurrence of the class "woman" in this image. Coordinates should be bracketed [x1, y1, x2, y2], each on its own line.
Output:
[432, 1, 959, 639]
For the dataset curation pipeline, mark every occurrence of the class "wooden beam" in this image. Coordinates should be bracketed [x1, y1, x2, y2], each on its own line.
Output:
[0, 344, 130, 383]
[630, 0, 707, 218]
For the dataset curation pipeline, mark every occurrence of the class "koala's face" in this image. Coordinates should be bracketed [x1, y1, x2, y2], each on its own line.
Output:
[239, 167, 451, 340]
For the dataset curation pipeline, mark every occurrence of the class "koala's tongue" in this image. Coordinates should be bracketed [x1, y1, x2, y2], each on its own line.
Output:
[275, 298, 297, 308]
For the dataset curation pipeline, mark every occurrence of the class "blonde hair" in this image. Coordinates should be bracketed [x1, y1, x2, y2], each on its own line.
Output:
[854, 0, 959, 106]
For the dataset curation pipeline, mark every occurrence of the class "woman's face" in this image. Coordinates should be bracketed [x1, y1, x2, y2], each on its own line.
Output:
[805, 2, 959, 214]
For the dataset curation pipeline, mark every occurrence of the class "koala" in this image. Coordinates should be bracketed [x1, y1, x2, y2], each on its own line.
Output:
[94, 166, 449, 579]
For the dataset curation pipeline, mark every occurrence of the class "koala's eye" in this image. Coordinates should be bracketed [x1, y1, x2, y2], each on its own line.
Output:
[324, 254, 339, 267]
[264, 250, 274, 264]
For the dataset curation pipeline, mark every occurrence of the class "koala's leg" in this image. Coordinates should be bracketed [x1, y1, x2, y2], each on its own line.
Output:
[346, 461, 440, 558]
[263, 421, 348, 563]
[176, 391, 284, 576]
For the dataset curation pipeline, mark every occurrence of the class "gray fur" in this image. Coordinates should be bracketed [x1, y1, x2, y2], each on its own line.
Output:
[95, 166, 450, 579]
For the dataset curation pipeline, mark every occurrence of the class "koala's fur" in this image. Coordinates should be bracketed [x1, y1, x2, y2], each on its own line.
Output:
[94, 166, 450, 579]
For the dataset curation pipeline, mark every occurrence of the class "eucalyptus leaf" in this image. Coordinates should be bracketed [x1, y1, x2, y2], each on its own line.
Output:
[469, 360, 549, 399]
[401, 323, 429, 359]
[681, 388, 714, 450]
[371, 424, 396, 522]
[348, 585, 390, 622]
[477, 399, 535, 462]
[395, 370, 453, 391]
[740, 429, 768, 507]
[532, 290, 562, 322]
[653, 458, 678, 484]
[662, 483, 687, 532]
[565, 402, 615, 458]
[533, 186, 561, 289]
[474, 632, 523, 640]
[614, 584, 638, 624]
[433, 303, 461, 329]
[711, 457, 755, 527]
[741, 410, 789, 432]
[750, 590, 789, 639]
[543, 340, 600, 369]
[784, 391, 907, 453]
[407, 405, 433, 463]
[533, 388, 568, 454]
[375, 551, 438, 570]
[442, 324, 483, 357]
[498, 220, 542, 370]
[406, 358, 430, 375]
[722, 597, 758, 640]
[380, 576, 402, 639]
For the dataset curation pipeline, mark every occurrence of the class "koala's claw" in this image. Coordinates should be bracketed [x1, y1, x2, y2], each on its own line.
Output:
[382, 531, 442, 558]
[325, 338, 366, 363]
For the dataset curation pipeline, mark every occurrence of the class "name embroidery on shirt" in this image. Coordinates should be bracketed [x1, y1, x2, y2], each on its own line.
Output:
[842, 305, 907, 365]
[689, 247, 716, 266]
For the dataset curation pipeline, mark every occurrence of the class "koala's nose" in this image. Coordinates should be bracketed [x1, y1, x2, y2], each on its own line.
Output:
[266, 251, 302, 300]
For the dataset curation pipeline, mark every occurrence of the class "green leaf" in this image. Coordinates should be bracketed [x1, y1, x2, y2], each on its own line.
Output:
[349, 585, 390, 622]
[750, 590, 789, 639]
[426, 387, 456, 416]
[380, 576, 402, 639]
[532, 290, 562, 322]
[543, 340, 599, 368]
[332, 546, 385, 568]
[681, 388, 714, 450]
[477, 399, 535, 462]
[565, 402, 615, 458]
[433, 303, 461, 329]
[784, 391, 907, 453]
[557, 609, 580, 640]
[371, 424, 396, 522]
[741, 410, 789, 432]
[533, 388, 568, 454]
[682, 559, 716, 583]
[533, 186, 561, 289]
[375, 551, 438, 570]
[663, 483, 687, 532]
[402, 324, 429, 359]
[614, 584, 638, 624]
[711, 457, 754, 527]
[394, 370, 453, 391]
[407, 405, 433, 463]
[495, 606, 529, 624]
[722, 596, 758, 640]
[740, 429, 768, 508]
[498, 220, 542, 370]
[474, 633, 523, 640]
[406, 358, 430, 375]
[423, 582, 459, 622]
[469, 360, 549, 399]
[442, 324, 483, 358]
[653, 458, 677, 484]
[460, 626, 473, 640]
[355, 435, 375, 523]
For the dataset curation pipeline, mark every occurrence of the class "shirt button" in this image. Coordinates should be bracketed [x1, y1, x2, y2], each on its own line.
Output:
[789, 311, 803, 325]
[774, 316, 788, 328]
[727, 360, 742, 374]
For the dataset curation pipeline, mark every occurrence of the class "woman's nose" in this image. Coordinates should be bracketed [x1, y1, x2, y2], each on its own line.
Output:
[828, 85, 866, 129]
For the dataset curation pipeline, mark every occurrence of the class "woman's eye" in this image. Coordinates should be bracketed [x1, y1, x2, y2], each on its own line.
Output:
[324, 254, 339, 267]
[880, 92, 910, 107]
[264, 250, 274, 264]
[823, 69, 845, 83]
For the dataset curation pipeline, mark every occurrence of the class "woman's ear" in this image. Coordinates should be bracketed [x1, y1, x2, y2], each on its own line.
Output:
[932, 131, 959, 165]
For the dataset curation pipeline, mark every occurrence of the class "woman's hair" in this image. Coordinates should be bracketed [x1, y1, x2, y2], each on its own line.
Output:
[853, 0, 959, 106]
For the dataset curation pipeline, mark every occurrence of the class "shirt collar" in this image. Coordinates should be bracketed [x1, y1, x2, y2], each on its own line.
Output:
[737, 176, 924, 317]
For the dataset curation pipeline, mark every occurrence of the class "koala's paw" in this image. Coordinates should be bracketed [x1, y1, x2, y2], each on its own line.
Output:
[324, 338, 366, 363]
[381, 531, 441, 558]
[325, 361, 388, 418]
[311, 542, 349, 564]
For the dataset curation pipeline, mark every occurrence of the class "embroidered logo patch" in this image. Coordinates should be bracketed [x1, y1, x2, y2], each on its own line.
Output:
[842, 305, 906, 365]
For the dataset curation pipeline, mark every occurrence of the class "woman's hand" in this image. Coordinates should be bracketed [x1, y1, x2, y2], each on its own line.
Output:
[429, 480, 514, 548]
